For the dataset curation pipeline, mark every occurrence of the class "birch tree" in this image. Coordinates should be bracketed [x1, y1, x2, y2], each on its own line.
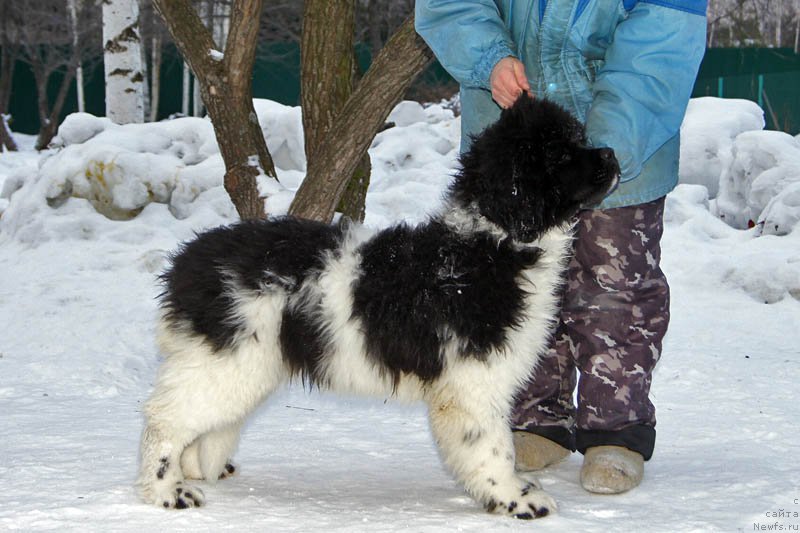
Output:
[795, 0, 800, 52]
[103, 0, 145, 124]
[68, 0, 86, 113]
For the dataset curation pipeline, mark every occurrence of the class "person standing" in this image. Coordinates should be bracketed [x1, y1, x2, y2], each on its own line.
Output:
[416, 0, 707, 494]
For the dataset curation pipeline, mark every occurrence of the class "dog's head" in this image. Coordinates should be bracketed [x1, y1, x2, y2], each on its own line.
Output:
[452, 95, 620, 242]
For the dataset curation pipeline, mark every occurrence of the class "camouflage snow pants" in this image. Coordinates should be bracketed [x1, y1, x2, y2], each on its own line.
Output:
[511, 197, 669, 460]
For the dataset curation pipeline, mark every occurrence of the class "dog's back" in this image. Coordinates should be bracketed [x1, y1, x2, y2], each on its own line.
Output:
[159, 218, 343, 352]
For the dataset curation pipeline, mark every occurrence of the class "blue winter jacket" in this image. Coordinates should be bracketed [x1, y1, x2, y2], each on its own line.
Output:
[415, 0, 707, 209]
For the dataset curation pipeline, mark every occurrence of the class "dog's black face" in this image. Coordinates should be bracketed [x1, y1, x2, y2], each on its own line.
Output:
[453, 96, 620, 242]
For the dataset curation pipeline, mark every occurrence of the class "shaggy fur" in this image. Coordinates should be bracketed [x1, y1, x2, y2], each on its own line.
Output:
[137, 96, 620, 518]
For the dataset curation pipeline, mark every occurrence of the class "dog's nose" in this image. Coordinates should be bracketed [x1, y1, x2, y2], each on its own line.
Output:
[598, 148, 615, 161]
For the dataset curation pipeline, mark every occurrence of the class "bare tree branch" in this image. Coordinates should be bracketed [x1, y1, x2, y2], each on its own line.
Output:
[153, 0, 277, 220]
[289, 14, 433, 222]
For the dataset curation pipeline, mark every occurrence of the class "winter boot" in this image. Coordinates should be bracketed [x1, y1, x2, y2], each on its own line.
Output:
[513, 431, 571, 472]
[580, 445, 644, 494]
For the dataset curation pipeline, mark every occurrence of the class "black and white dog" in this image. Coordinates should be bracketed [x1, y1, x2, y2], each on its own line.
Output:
[137, 96, 619, 519]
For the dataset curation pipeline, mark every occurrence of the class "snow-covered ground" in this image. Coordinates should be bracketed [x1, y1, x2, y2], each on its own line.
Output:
[1, 98, 799, 532]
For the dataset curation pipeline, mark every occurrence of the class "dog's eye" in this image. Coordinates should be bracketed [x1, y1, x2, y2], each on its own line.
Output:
[546, 144, 571, 164]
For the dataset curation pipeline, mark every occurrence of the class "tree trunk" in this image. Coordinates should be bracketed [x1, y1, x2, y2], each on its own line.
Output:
[212, 1, 231, 51]
[152, 0, 277, 220]
[182, 62, 190, 116]
[150, 34, 163, 122]
[30, 4, 83, 150]
[68, 0, 85, 113]
[300, 0, 371, 223]
[367, 0, 384, 58]
[31, 65, 53, 148]
[141, 35, 151, 120]
[192, 0, 212, 118]
[301, 0, 355, 158]
[103, 0, 145, 124]
[335, 157, 371, 222]
[36, 66, 78, 150]
[0, 2, 18, 151]
[0, 45, 18, 152]
[0, 114, 16, 152]
[289, 14, 433, 223]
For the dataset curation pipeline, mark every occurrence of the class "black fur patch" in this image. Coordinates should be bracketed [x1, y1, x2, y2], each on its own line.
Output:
[463, 429, 484, 445]
[159, 218, 342, 351]
[352, 220, 542, 383]
[156, 457, 169, 480]
[533, 504, 549, 518]
[279, 306, 328, 384]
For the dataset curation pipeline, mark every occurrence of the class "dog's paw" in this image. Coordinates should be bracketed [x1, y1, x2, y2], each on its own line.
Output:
[483, 480, 557, 519]
[157, 482, 205, 509]
[218, 462, 237, 480]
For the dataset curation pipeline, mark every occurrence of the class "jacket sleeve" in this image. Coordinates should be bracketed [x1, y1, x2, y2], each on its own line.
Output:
[584, 1, 707, 181]
[415, 0, 516, 90]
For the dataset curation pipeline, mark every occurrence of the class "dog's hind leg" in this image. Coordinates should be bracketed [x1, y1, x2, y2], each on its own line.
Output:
[138, 360, 278, 509]
[179, 438, 203, 480]
[427, 366, 557, 519]
[180, 422, 242, 481]
[138, 321, 289, 508]
[199, 422, 243, 481]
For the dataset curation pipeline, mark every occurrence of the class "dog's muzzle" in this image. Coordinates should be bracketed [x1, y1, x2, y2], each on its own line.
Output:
[579, 148, 621, 209]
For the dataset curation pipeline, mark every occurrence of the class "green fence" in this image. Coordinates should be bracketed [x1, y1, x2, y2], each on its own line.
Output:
[5, 44, 304, 135]
[5, 46, 800, 136]
[692, 48, 800, 134]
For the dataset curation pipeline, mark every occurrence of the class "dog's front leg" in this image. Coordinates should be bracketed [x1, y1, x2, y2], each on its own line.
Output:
[427, 374, 557, 519]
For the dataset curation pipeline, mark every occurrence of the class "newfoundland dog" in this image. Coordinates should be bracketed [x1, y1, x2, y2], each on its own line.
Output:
[137, 96, 619, 518]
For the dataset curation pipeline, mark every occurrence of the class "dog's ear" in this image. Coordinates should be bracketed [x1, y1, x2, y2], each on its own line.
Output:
[504, 93, 534, 118]
[497, 94, 538, 140]
[504, 96, 586, 146]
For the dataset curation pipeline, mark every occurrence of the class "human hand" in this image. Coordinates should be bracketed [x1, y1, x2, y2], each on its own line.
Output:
[489, 56, 532, 109]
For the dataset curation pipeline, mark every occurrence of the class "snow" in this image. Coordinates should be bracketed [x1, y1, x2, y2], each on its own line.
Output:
[678, 97, 765, 198]
[679, 97, 800, 236]
[1, 97, 799, 532]
[715, 130, 800, 235]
